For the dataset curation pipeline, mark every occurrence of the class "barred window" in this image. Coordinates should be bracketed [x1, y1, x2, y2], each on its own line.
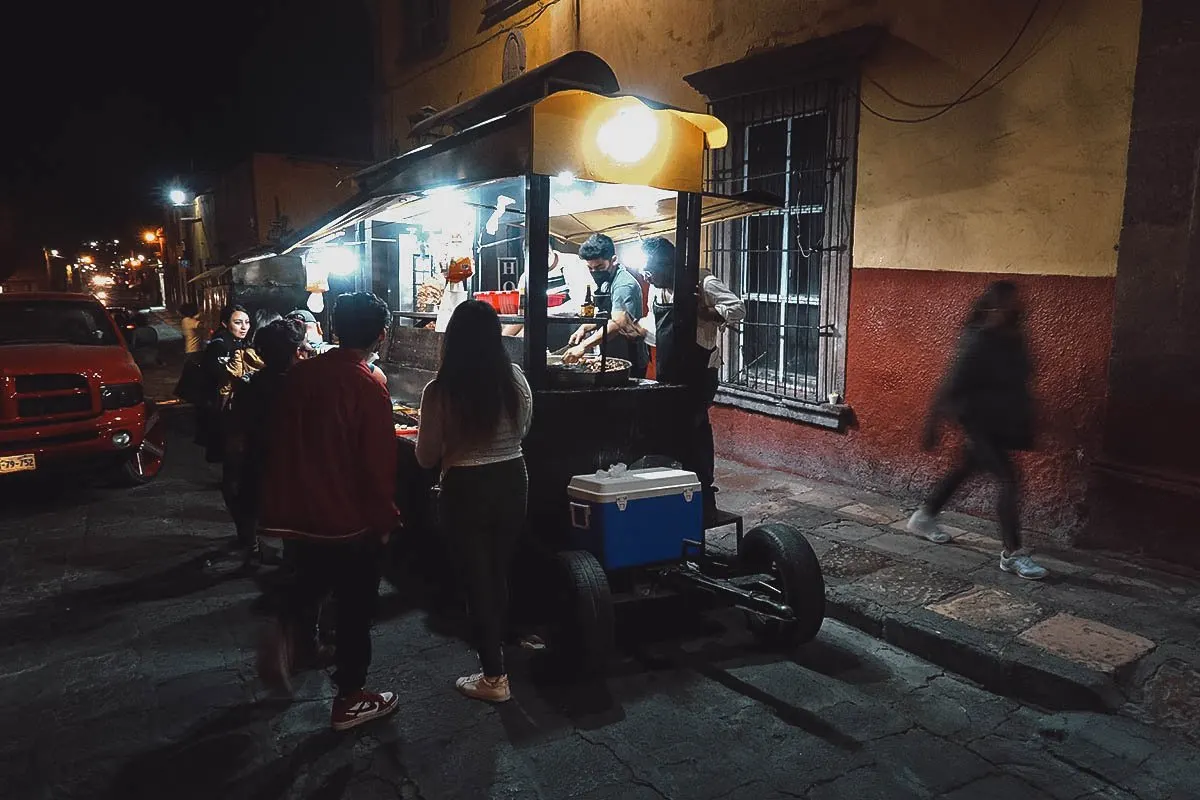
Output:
[706, 76, 857, 416]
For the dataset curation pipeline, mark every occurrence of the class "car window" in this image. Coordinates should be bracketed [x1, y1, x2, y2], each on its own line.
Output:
[0, 301, 121, 346]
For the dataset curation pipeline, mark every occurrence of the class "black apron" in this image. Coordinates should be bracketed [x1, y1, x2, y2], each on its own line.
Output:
[593, 267, 648, 379]
[652, 296, 715, 389]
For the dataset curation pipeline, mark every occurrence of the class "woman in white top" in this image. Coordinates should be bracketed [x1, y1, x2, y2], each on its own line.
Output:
[416, 299, 532, 703]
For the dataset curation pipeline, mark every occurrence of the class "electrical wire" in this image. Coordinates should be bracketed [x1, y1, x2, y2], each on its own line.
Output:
[865, 0, 1065, 111]
[858, 0, 1044, 124]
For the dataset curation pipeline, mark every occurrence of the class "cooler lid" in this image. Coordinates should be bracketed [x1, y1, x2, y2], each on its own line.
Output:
[568, 467, 700, 503]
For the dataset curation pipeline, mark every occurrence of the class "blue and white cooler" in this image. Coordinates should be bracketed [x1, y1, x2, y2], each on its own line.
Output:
[566, 466, 702, 570]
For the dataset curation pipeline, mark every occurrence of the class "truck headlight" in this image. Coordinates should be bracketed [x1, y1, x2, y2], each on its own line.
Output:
[101, 382, 144, 410]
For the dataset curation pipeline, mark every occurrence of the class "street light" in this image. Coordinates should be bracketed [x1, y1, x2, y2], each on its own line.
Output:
[169, 188, 189, 206]
[143, 230, 158, 244]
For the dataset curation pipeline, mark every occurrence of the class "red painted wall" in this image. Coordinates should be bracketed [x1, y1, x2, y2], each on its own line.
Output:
[714, 269, 1115, 538]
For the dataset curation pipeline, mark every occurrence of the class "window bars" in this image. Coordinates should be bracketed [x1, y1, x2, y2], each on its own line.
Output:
[705, 76, 857, 405]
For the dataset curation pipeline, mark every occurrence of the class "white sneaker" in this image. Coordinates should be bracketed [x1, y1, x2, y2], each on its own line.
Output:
[1000, 550, 1048, 580]
[456, 673, 511, 703]
[907, 508, 951, 543]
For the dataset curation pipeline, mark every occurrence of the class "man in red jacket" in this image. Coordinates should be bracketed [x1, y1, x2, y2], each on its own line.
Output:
[257, 292, 400, 731]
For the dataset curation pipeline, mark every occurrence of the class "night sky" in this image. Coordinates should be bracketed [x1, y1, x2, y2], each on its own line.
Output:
[0, 0, 373, 277]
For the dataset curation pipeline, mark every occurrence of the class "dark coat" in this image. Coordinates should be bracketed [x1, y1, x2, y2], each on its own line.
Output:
[934, 324, 1034, 451]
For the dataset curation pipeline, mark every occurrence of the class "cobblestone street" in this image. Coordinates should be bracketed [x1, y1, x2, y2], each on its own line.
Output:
[2, 414, 1198, 799]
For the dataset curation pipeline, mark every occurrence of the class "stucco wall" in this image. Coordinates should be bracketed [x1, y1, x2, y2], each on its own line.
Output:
[713, 269, 1115, 534]
[379, 0, 1138, 270]
[251, 154, 361, 246]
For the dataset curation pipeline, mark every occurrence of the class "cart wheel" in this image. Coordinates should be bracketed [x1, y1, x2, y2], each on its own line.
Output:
[549, 550, 614, 677]
[739, 523, 825, 648]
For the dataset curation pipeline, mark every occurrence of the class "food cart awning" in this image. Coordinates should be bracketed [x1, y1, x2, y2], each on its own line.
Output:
[550, 191, 781, 245]
[187, 265, 233, 284]
[277, 51, 756, 256]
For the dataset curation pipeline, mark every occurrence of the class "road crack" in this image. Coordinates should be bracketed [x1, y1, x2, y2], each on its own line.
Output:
[577, 731, 673, 800]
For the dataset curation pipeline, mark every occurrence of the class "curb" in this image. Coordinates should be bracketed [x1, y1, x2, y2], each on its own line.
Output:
[825, 585, 1125, 714]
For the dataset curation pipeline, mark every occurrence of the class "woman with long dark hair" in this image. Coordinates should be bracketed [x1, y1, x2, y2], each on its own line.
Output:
[416, 300, 532, 702]
[907, 281, 1047, 579]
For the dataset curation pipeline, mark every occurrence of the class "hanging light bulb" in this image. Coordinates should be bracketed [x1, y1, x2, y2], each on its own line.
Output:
[306, 292, 325, 313]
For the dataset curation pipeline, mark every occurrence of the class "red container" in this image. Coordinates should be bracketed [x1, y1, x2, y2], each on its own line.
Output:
[498, 290, 520, 315]
[547, 293, 567, 308]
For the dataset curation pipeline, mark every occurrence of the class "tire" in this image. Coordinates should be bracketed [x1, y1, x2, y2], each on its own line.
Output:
[549, 550, 614, 677]
[111, 404, 167, 487]
[739, 523, 825, 648]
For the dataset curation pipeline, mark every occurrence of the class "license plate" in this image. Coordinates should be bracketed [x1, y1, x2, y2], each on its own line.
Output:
[0, 453, 36, 474]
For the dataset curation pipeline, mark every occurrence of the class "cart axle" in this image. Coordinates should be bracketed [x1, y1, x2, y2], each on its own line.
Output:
[666, 562, 795, 620]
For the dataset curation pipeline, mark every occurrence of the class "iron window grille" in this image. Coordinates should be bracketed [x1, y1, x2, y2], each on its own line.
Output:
[705, 76, 858, 408]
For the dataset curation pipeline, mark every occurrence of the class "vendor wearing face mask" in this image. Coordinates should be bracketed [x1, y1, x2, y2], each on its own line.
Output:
[562, 233, 649, 379]
[635, 237, 745, 521]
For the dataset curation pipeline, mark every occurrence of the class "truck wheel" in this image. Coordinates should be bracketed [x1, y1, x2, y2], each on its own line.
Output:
[739, 523, 825, 648]
[549, 550, 614, 677]
[112, 404, 167, 487]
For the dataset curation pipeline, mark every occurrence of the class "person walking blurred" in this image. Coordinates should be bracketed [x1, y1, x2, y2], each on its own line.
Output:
[416, 300, 532, 703]
[907, 281, 1047, 580]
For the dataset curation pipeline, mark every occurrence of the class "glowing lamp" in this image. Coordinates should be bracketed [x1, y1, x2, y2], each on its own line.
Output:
[596, 105, 658, 164]
[143, 231, 158, 244]
[169, 189, 188, 205]
[306, 292, 325, 314]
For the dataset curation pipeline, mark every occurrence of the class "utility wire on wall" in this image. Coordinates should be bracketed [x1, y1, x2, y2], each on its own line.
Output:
[857, 0, 1046, 124]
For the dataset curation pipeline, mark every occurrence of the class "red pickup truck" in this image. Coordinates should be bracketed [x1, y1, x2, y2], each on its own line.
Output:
[0, 292, 167, 485]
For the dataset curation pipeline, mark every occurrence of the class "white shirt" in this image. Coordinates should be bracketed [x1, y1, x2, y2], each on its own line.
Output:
[639, 272, 746, 369]
[416, 365, 533, 475]
[516, 252, 595, 316]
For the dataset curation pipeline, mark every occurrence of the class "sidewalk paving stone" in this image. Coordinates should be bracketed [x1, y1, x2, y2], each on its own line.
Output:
[815, 520, 882, 543]
[850, 563, 971, 608]
[927, 586, 1048, 635]
[835, 502, 905, 526]
[794, 487, 856, 510]
[1018, 614, 1157, 674]
[820, 543, 895, 579]
[854, 531, 934, 559]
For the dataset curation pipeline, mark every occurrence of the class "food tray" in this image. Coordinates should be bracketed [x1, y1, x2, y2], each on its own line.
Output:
[545, 355, 632, 388]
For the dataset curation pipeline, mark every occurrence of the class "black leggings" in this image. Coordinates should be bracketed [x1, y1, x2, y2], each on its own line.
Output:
[440, 457, 528, 677]
[925, 434, 1021, 552]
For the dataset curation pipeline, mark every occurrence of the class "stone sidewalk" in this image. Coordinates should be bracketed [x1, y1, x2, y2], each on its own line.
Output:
[711, 458, 1200, 744]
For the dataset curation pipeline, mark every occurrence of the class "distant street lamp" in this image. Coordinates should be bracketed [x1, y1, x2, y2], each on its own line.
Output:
[143, 230, 158, 244]
[169, 188, 189, 206]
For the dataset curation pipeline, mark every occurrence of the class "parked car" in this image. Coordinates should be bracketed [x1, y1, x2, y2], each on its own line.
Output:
[0, 292, 166, 485]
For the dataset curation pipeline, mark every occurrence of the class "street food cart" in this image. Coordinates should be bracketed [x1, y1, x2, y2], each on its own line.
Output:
[280, 52, 825, 669]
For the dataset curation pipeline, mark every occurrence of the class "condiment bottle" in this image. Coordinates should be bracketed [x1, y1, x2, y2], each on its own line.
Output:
[580, 286, 595, 318]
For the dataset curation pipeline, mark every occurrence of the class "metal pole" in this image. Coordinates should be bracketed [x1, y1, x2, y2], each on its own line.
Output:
[666, 192, 702, 382]
[524, 173, 550, 389]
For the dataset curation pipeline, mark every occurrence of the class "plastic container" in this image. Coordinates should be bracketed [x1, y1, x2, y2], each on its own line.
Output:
[566, 467, 702, 570]
[498, 290, 520, 315]
[547, 293, 567, 308]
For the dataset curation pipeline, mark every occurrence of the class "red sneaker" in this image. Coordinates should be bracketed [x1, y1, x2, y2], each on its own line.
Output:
[331, 690, 399, 731]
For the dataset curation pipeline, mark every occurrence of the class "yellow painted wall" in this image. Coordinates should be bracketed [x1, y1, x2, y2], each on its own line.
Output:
[376, 0, 1140, 278]
[251, 154, 362, 245]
